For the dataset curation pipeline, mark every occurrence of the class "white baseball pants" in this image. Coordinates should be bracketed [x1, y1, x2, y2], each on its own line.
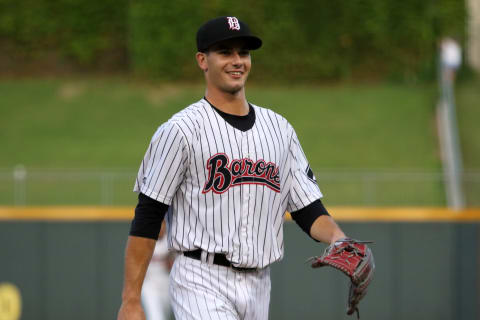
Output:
[169, 254, 271, 320]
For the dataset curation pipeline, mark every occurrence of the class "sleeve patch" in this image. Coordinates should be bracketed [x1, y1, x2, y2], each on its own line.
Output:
[306, 165, 316, 183]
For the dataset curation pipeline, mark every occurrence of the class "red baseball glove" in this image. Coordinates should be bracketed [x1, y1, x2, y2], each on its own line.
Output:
[308, 238, 375, 319]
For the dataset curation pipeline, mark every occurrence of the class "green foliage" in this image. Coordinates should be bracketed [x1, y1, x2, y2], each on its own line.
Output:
[0, 0, 467, 81]
[128, 0, 205, 79]
[0, 0, 127, 67]
[128, 0, 467, 82]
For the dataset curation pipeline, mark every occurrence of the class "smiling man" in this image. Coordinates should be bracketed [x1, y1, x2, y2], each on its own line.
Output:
[117, 16, 348, 320]
[198, 38, 252, 97]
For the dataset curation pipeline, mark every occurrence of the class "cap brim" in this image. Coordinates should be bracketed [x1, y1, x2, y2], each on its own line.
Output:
[200, 35, 262, 52]
[242, 36, 262, 50]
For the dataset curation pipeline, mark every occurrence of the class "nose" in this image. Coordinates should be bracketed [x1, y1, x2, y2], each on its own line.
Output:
[231, 51, 242, 66]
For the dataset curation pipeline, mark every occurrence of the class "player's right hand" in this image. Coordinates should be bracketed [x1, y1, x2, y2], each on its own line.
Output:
[117, 300, 146, 320]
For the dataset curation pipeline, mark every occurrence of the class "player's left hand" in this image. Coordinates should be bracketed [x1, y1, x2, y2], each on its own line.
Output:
[307, 238, 375, 319]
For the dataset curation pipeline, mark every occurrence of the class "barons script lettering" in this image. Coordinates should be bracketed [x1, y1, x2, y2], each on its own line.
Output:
[203, 153, 281, 194]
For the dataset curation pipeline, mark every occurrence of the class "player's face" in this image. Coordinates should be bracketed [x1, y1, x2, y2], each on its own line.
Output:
[198, 39, 251, 95]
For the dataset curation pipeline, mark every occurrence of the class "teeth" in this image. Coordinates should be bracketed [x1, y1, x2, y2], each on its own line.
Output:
[230, 72, 241, 75]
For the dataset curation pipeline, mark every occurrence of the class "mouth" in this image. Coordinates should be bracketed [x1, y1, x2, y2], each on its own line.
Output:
[227, 71, 244, 79]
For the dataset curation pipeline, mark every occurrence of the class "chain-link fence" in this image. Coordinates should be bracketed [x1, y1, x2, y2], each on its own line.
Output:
[1, 167, 479, 206]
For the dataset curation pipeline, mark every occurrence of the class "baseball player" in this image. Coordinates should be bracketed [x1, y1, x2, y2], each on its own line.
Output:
[117, 16, 347, 320]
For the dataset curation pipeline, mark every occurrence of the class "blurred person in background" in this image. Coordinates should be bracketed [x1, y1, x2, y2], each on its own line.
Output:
[141, 221, 174, 320]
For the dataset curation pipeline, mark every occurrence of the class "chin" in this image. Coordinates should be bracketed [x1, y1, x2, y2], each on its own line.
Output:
[222, 83, 244, 95]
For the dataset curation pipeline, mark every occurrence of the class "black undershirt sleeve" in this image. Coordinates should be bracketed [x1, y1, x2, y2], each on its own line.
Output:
[290, 199, 330, 241]
[129, 193, 169, 240]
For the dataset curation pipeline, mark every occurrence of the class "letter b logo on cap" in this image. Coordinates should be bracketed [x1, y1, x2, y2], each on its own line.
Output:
[227, 17, 241, 30]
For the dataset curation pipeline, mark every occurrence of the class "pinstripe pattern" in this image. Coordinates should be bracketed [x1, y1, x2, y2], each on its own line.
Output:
[134, 98, 322, 268]
[170, 254, 271, 320]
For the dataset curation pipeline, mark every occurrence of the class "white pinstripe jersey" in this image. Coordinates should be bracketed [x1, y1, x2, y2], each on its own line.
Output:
[134, 98, 322, 268]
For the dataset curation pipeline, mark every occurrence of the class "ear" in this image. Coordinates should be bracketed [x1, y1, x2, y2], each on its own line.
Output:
[196, 52, 208, 72]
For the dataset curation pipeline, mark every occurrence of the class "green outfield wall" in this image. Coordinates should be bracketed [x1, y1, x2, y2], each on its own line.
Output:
[0, 211, 478, 320]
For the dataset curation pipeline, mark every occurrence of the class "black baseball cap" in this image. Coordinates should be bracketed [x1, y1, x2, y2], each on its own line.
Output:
[196, 16, 262, 52]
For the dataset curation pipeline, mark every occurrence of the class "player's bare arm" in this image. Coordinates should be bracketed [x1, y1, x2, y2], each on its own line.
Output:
[309, 215, 346, 244]
[117, 236, 156, 320]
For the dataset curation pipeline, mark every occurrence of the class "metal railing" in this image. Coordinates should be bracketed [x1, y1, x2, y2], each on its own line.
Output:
[1, 167, 137, 206]
[437, 50, 466, 210]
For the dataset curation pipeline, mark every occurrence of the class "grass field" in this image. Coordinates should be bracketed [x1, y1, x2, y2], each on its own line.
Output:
[456, 80, 480, 170]
[1, 77, 478, 206]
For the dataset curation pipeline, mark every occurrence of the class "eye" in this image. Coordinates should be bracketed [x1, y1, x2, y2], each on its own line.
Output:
[239, 50, 250, 57]
[219, 49, 231, 55]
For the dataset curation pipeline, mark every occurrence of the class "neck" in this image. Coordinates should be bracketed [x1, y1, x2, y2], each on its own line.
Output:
[205, 87, 249, 116]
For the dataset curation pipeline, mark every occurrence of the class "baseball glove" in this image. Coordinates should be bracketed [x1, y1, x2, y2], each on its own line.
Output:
[308, 238, 375, 319]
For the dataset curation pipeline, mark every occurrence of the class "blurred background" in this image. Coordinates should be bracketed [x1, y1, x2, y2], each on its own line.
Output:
[0, 0, 479, 319]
